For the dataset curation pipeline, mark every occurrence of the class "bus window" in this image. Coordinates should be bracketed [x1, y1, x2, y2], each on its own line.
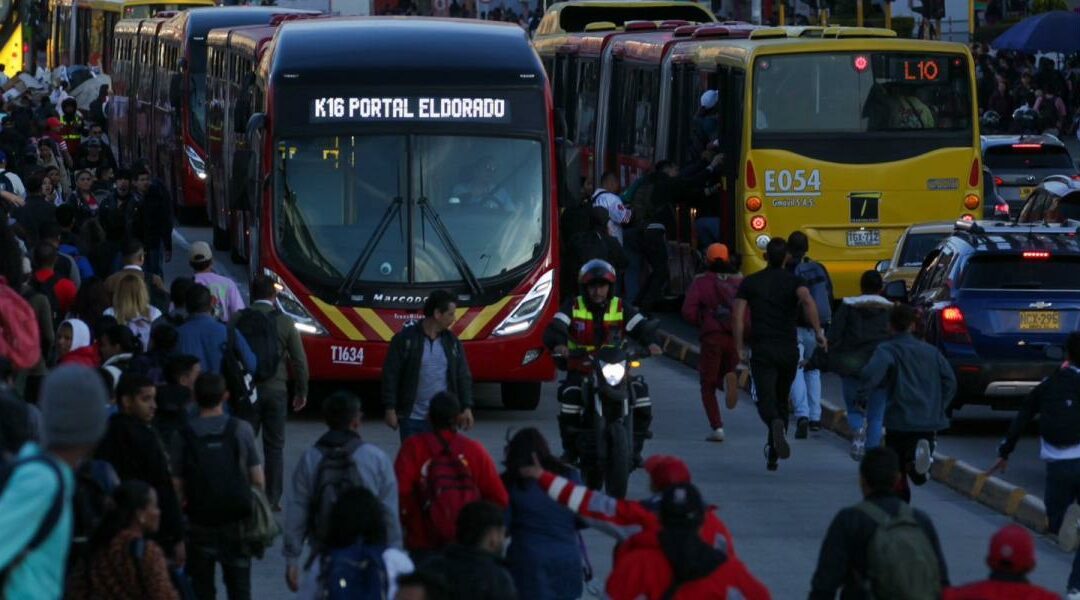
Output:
[574, 59, 599, 146]
[632, 67, 658, 161]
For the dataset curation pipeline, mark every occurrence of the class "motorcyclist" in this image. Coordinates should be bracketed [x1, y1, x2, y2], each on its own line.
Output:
[544, 259, 662, 466]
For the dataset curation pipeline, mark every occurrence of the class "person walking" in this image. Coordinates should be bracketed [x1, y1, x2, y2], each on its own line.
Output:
[420, 501, 518, 600]
[857, 304, 956, 502]
[568, 206, 628, 285]
[395, 392, 507, 554]
[989, 332, 1080, 599]
[104, 240, 168, 312]
[629, 160, 681, 312]
[591, 171, 631, 246]
[681, 243, 741, 442]
[284, 391, 402, 591]
[154, 354, 200, 456]
[382, 290, 474, 440]
[176, 283, 256, 377]
[828, 270, 892, 460]
[104, 271, 162, 350]
[189, 241, 245, 322]
[809, 447, 949, 600]
[786, 231, 832, 439]
[130, 165, 173, 278]
[732, 237, 826, 470]
[943, 525, 1058, 600]
[0, 366, 109, 599]
[55, 318, 99, 367]
[66, 480, 180, 600]
[235, 275, 308, 509]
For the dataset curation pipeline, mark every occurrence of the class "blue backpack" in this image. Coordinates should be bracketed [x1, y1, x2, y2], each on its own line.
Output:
[318, 543, 389, 600]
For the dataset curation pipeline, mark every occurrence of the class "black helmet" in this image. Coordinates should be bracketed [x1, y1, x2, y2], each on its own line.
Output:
[578, 259, 616, 288]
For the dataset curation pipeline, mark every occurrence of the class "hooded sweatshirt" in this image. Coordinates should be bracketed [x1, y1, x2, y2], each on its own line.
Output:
[826, 295, 892, 377]
[57, 319, 99, 368]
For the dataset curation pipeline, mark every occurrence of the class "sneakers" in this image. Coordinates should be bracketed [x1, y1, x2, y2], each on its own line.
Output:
[770, 419, 790, 459]
[850, 425, 867, 462]
[706, 428, 726, 442]
[809, 420, 822, 432]
[764, 444, 778, 471]
[723, 372, 739, 409]
[1059, 504, 1080, 552]
[737, 365, 751, 391]
[795, 417, 809, 439]
[914, 438, 933, 476]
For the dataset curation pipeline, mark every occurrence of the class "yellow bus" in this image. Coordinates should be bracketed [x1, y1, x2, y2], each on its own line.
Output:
[691, 28, 980, 295]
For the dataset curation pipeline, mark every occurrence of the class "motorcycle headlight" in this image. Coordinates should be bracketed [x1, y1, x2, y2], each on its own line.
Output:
[186, 145, 207, 180]
[262, 268, 327, 336]
[601, 361, 627, 387]
[492, 269, 553, 337]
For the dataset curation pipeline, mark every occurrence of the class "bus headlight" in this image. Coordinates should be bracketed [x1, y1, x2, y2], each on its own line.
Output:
[263, 268, 327, 336]
[186, 145, 207, 180]
[492, 269, 553, 337]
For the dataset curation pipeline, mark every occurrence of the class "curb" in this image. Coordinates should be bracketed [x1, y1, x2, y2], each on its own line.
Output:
[656, 327, 1050, 534]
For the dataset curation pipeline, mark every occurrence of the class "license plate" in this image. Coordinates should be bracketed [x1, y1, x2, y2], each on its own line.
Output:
[330, 345, 365, 365]
[846, 229, 881, 247]
[1019, 311, 1060, 331]
[1019, 187, 1034, 198]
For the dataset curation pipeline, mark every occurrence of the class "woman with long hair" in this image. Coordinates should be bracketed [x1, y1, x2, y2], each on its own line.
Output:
[67, 480, 179, 600]
[38, 138, 70, 198]
[105, 271, 161, 350]
[66, 169, 100, 223]
[502, 427, 584, 600]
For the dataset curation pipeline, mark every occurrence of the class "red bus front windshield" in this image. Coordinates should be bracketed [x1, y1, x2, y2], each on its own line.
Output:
[275, 134, 545, 296]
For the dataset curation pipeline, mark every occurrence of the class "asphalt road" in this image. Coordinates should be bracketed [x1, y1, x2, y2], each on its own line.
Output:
[166, 224, 1077, 599]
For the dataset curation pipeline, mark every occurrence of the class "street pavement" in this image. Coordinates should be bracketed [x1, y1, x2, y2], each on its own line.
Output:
[168, 225, 1075, 598]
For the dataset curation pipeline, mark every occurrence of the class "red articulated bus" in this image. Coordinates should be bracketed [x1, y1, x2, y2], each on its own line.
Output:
[235, 18, 558, 409]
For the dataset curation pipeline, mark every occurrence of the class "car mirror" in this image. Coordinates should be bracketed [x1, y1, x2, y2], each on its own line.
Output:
[883, 280, 908, 303]
[875, 259, 890, 273]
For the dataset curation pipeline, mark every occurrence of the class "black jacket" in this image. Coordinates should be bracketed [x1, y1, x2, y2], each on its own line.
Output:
[569, 230, 628, 277]
[826, 295, 892, 377]
[809, 493, 949, 600]
[421, 544, 518, 600]
[999, 367, 1080, 458]
[98, 190, 143, 243]
[381, 323, 472, 416]
[137, 182, 174, 252]
[153, 384, 191, 462]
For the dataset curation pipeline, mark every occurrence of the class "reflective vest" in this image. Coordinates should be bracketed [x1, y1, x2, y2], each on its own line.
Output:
[568, 296, 624, 352]
[60, 115, 83, 144]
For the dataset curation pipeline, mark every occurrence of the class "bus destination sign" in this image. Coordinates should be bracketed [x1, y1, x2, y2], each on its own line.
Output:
[310, 96, 510, 123]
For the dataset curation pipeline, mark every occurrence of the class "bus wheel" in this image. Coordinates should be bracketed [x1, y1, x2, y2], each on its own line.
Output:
[501, 382, 541, 410]
[212, 224, 231, 251]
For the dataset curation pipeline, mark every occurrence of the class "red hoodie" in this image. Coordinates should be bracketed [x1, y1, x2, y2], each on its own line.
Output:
[58, 344, 100, 368]
[681, 272, 743, 340]
[606, 535, 771, 600]
[944, 579, 1058, 600]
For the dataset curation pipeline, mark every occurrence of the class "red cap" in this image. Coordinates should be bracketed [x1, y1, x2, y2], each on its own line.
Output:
[46, 117, 61, 130]
[987, 524, 1036, 575]
[643, 455, 691, 490]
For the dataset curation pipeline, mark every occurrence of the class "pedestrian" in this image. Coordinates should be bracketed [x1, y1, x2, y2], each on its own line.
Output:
[31, 239, 77, 320]
[420, 501, 518, 600]
[0, 149, 26, 197]
[989, 332, 1080, 599]
[87, 85, 109, 129]
[396, 571, 451, 600]
[395, 391, 507, 554]
[295, 486, 414, 600]
[98, 168, 140, 245]
[73, 138, 113, 173]
[0, 358, 36, 457]
[104, 271, 162, 350]
[681, 243, 741, 441]
[189, 241, 244, 322]
[54, 318, 99, 367]
[22, 254, 56, 404]
[943, 524, 1057, 600]
[66, 480, 180, 600]
[131, 165, 172, 279]
[170, 373, 265, 600]
[128, 322, 178, 384]
[591, 171, 631, 245]
[809, 447, 949, 599]
[629, 160, 680, 312]
[732, 237, 826, 470]
[857, 304, 955, 502]
[99, 324, 141, 389]
[500, 428, 583, 600]
[58, 98, 84, 158]
[0, 365, 109, 599]
[234, 274, 308, 508]
[65, 169, 100, 223]
[786, 231, 832, 439]
[38, 141, 69, 198]
[12, 173, 54, 248]
[39, 221, 83, 289]
[94, 372, 186, 565]
[829, 270, 892, 460]
[158, 275, 194, 327]
[382, 290, 474, 440]
[176, 283, 256, 377]
[568, 206, 628, 285]
[285, 391, 402, 591]
[605, 483, 770, 600]
[153, 353, 200, 454]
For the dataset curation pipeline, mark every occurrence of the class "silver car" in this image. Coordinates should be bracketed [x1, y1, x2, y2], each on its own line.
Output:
[982, 134, 1080, 216]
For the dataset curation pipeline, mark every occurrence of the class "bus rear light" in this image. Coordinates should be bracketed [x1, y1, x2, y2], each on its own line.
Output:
[940, 306, 971, 343]
[963, 194, 980, 210]
[745, 196, 762, 212]
[961, 214, 975, 221]
[493, 269, 553, 337]
[745, 160, 757, 189]
[968, 158, 980, 188]
[262, 268, 327, 336]
[750, 215, 767, 231]
[853, 55, 869, 72]
[1022, 250, 1051, 260]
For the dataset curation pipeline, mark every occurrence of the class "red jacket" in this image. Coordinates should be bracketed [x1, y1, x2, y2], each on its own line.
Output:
[395, 429, 508, 551]
[943, 579, 1058, 600]
[59, 344, 100, 368]
[681, 272, 742, 339]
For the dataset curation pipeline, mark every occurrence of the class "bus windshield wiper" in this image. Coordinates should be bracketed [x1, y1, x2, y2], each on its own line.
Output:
[337, 165, 406, 302]
[417, 196, 483, 297]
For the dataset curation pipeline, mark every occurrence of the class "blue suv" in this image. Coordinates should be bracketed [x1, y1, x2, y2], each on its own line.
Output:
[887, 220, 1080, 413]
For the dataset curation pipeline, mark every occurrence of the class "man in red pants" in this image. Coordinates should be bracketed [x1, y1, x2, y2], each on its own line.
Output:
[681, 243, 742, 442]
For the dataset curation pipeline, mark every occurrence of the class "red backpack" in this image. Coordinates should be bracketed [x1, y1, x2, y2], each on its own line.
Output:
[418, 433, 481, 545]
[0, 276, 41, 370]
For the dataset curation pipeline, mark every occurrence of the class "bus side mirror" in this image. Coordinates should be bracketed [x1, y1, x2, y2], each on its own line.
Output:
[883, 280, 908, 303]
[168, 73, 183, 107]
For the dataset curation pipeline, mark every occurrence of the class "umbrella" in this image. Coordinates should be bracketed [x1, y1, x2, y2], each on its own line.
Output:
[992, 10, 1080, 54]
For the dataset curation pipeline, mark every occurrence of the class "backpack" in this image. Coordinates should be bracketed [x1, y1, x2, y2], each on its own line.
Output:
[220, 323, 257, 412]
[179, 418, 253, 527]
[1034, 368, 1080, 448]
[238, 486, 281, 559]
[0, 276, 41, 370]
[28, 272, 63, 326]
[70, 459, 119, 565]
[318, 542, 389, 600]
[0, 453, 65, 591]
[234, 308, 281, 384]
[793, 259, 833, 325]
[308, 435, 365, 548]
[418, 434, 481, 546]
[857, 501, 942, 600]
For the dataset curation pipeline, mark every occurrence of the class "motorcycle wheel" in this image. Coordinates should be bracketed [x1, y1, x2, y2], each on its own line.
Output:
[604, 424, 631, 499]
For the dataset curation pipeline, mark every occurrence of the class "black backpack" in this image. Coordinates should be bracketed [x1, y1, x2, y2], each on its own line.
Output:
[179, 418, 253, 527]
[1036, 368, 1080, 448]
[234, 308, 281, 384]
[69, 459, 119, 566]
[308, 435, 365, 550]
[221, 323, 256, 411]
[0, 453, 65, 590]
[28, 272, 63, 326]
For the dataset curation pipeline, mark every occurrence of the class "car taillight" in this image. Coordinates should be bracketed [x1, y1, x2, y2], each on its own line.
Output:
[994, 176, 1003, 186]
[1022, 250, 1051, 260]
[1072, 175, 1080, 181]
[1011, 143, 1042, 149]
[994, 202, 1010, 217]
[940, 306, 971, 343]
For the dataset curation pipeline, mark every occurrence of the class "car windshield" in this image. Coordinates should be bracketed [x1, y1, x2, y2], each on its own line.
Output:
[275, 134, 545, 290]
[961, 255, 1080, 290]
[984, 144, 1073, 170]
[898, 232, 948, 267]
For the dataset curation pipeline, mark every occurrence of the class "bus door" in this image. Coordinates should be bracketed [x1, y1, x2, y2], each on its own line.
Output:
[552, 50, 581, 208]
[717, 65, 745, 254]
[573, 55, 600, 194]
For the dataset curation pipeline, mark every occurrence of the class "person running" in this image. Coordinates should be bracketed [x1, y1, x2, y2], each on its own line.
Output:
[682, 243, 742, 442]
[943, 525, 1058, 600]
[786, 231, 832, 439]
[732, 237, 825, 470]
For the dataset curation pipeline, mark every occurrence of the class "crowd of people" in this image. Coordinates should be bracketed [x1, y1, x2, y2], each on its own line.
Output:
[974, 44, 1080, 136]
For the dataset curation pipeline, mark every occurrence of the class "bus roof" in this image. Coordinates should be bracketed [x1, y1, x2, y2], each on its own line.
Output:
[535, 1, 715, 37]
[606, 23, 756, 63]
[207, 24, 279, 59]
[269, 18, 544, 87]
[690, 33, 970, 68]
[158, 6, 319, 45]
[136, 17, 167, 36]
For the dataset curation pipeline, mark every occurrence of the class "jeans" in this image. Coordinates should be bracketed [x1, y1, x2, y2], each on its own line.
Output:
[749, 342, 799, 437]
[623, 227, 643, 302]
[841, 376, 886, 448]
[885, 430, 936, 503]
[400, 417, 432, 442]
[699, 333, 737, 429]
[1044, 458, 1080, 590]
[250, 387, 287, 506]
[791, 327, 822, 421]
[635, 226, 669, 312]
[187, 541, 251, 600]
[695, 217, 721, 249]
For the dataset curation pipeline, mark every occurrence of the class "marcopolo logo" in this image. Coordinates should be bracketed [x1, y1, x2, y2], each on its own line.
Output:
[373, 293, 426, 304]
[311, 96, 510, 123]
